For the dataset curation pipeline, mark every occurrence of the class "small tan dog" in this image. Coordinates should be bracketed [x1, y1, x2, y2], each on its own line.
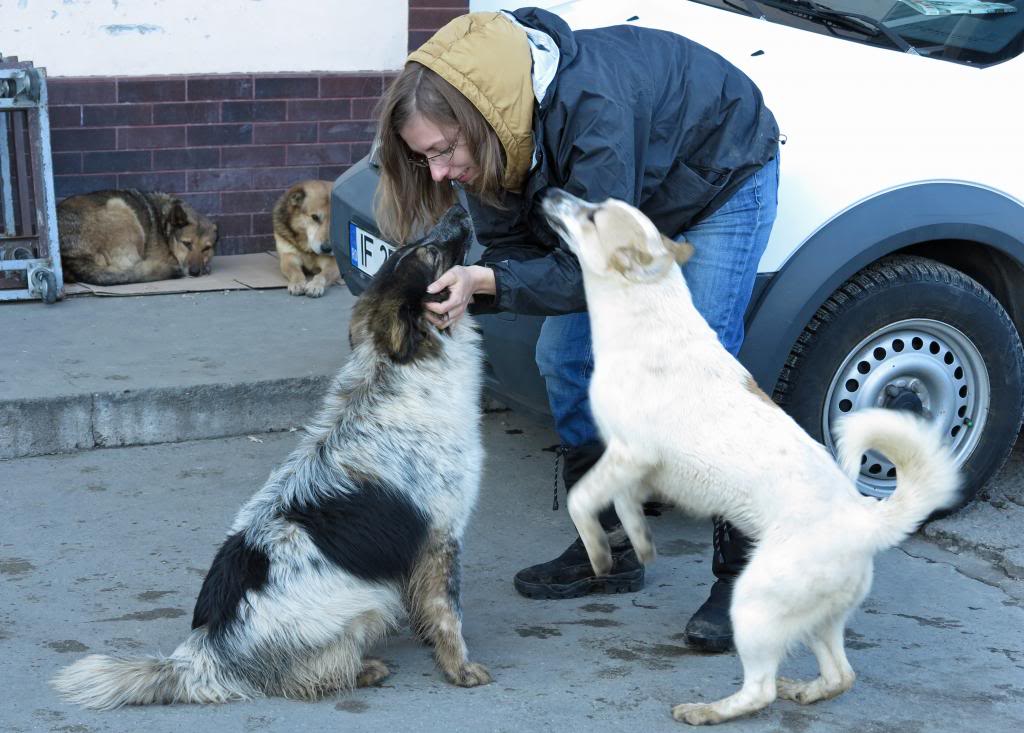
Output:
[541, 189, 961, 725]
[272, 180, 341, 297]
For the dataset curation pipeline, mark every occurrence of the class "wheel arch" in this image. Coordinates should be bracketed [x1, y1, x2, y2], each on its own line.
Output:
[740, 182, 1024, 392]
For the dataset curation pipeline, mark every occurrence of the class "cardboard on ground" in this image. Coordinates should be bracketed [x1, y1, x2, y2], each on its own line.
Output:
[64, 252, 292, 296]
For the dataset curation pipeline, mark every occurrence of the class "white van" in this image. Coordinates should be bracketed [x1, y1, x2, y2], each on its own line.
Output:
[332, 0, 1024, 508]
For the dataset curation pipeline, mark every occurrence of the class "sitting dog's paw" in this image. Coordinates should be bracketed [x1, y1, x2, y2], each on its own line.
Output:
[288, 281, 307, 296]
[447, 662, 493, 688]
[356, 658, 391, 687]
[304, 280, 326, 298]
[672, 702, 721, 726]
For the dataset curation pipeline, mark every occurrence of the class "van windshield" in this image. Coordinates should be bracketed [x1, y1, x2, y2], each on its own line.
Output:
[696, 0, 1024, 66]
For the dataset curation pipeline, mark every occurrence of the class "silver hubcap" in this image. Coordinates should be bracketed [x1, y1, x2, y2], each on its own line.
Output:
[822, 319, 988, 498]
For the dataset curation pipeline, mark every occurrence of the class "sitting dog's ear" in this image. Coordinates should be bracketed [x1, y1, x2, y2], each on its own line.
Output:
[663, 235, 695, 264]
[364, 252, 442, 364]
[384, 301, 431, 364]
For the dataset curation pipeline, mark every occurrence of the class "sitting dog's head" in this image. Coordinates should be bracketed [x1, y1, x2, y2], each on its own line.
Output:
[542, 189, 693, 284]
[350, 204, 473, 363]
[275, 180, 333, 256]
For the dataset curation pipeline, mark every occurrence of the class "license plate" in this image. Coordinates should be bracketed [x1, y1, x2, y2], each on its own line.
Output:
[349, 222, 395, 277]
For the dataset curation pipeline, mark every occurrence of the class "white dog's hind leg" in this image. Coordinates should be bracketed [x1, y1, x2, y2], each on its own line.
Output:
[673, 598, 783, 725]
[777, 619, 856, 704]
[567, 443, 650, 576]
[613, 494, 656, 565]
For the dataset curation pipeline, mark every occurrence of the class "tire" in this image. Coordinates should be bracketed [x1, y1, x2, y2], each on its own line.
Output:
[773, 255, 1024, 511]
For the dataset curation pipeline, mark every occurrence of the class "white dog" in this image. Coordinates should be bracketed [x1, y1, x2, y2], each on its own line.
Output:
[541, 190, 961, 725]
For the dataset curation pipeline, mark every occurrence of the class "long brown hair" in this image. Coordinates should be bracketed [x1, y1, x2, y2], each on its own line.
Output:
[375, 62, 506, 245]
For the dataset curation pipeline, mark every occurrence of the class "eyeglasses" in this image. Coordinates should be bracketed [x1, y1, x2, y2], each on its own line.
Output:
[407, 138, 458, 169]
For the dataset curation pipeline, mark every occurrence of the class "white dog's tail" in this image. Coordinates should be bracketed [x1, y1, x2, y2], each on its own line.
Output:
[834, 408, 961, 550]
[51, 633, 249, 710]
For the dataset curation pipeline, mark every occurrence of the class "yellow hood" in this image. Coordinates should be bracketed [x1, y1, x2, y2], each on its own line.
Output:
[408, 12, 534, 192]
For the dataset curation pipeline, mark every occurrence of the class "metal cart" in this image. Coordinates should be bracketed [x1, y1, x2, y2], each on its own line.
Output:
[0, 54, 62, 304]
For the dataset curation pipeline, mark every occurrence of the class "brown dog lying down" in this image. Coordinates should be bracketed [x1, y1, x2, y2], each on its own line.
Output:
[58, 189, 217, 285]
[272, 180, 342, 297]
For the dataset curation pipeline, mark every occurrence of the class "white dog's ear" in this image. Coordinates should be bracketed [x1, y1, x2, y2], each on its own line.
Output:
[609, 245, 675, 283]
[663, 235, 694, 264]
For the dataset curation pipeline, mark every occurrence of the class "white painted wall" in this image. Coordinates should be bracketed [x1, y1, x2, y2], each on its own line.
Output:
[470, 1, 571, 11]
[1, 0, 407, 77]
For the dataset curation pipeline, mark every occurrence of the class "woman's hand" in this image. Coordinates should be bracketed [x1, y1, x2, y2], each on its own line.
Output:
[424, 265, 495, 329]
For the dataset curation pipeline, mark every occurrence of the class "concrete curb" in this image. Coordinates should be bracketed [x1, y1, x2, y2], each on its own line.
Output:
[1, 375, 331, 459]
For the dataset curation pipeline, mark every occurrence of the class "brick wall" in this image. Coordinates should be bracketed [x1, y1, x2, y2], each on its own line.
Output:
[46, 0, 469, 257]
[48, 74, 383, 256]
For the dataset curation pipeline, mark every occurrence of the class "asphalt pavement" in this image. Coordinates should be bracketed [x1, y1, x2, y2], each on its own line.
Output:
[1, 286, 1023, 732]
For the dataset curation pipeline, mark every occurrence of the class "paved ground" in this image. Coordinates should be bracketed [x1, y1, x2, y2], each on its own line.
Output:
[3, 408, 1024, 733]
[0, 288, 349, 459]
[2, 287, 1023, 731]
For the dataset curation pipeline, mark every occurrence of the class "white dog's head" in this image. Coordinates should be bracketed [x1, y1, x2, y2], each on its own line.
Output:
[541, 189, 694, 283]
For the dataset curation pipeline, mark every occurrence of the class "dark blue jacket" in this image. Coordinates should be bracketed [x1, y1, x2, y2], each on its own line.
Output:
[469, 7, 780, 316]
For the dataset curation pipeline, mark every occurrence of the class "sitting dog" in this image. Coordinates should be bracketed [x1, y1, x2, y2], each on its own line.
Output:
[272, 180, 341, 297]
[57, 189, 217, 285]
[541, 190, 960, 725]
[52, 205, 491, 709]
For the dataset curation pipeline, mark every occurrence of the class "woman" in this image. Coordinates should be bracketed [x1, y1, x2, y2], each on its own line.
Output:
[374, 7, 781, 653]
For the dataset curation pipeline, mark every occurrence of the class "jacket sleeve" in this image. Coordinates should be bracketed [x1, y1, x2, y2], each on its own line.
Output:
[466, 194, 590, 315]
[468, 98, 638, 317]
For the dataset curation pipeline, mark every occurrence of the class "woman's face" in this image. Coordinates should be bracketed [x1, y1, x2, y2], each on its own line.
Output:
[399, 113, 479, 185]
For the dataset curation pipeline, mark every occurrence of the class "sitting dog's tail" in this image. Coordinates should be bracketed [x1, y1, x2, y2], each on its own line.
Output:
[834, 408, 961, 549]
[51, 632, 249, 710]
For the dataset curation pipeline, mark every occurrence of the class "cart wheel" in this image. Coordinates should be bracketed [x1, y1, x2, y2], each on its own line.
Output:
[32, 268, 58, 304]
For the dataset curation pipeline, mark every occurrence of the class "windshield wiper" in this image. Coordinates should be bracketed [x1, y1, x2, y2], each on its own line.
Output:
[720, 1, 767, 20]
[766, 1, 918, 54]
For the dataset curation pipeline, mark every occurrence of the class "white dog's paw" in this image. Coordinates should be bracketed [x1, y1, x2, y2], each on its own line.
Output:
[672, 702, 722, 726]
[777, 675, 853, 704]
[590, 539, 613, 576]
[629, 525, 657, 565]
[776, 676, 812, 702]
[635, 541, 657, 566]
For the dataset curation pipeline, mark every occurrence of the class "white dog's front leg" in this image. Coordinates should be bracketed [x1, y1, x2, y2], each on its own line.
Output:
[567, 443, 651, 576]
[614, 494, 656, 565]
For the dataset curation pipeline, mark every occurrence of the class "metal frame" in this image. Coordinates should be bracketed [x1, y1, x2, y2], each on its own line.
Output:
[0, 55, 63, 303]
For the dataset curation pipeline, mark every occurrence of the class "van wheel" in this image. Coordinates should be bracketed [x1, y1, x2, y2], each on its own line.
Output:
[772, 255, 1024, 511]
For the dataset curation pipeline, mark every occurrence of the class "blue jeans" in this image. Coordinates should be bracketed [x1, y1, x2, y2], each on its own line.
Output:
[535, 155, 780, 448]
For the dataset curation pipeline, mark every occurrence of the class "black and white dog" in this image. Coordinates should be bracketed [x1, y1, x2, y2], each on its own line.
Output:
[53, 205, 491, 709]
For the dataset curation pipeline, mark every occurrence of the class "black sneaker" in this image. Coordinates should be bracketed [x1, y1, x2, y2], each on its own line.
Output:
[683, 578, 735, 652]
[513, 536, 645, 599]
